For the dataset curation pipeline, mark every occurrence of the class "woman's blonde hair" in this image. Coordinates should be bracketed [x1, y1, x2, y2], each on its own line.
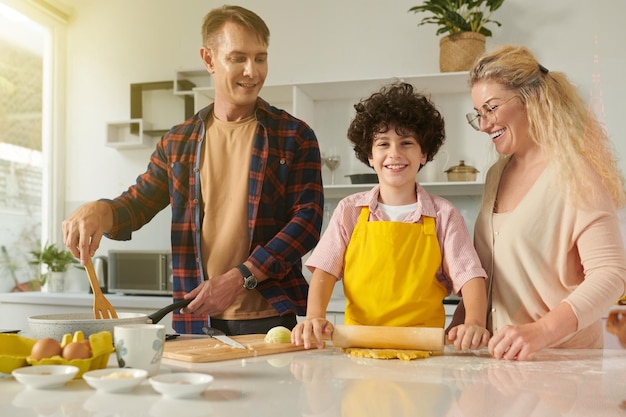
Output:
[470, 45, 625, 208]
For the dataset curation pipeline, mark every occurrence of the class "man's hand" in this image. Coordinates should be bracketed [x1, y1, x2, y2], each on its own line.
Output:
[180, 267, 244, 316]
[62, 201, 113, 263]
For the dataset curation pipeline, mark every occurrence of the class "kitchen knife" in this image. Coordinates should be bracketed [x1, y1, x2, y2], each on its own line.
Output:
[330, 324, 444, 352]
[202, 326, 246, 349]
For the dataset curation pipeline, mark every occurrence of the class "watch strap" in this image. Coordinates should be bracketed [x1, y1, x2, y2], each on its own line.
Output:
[236, 263, 252, 279]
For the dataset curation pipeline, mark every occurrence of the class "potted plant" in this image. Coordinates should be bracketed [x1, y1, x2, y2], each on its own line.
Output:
[29, 242, 79, 292]
[408, 0, 505, 72]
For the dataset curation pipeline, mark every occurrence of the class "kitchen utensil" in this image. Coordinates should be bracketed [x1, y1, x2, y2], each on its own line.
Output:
[85, 257, 118, 319]
[27, 299, 191, 341]
[162, 334, 306, 362]
[202, 326, 246, 349]
[445, 160, 479, 182]
[329, 324, 444, 352]
[345, 173, 378, 184]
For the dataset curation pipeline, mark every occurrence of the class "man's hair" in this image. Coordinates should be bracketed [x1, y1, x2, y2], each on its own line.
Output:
[201, 5, 270, 48]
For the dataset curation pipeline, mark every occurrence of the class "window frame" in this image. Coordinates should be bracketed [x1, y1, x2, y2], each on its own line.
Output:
[1, 0, 69, 245]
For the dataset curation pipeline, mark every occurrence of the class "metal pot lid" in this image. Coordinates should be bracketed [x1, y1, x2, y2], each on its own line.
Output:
[445, 160, 479, 174]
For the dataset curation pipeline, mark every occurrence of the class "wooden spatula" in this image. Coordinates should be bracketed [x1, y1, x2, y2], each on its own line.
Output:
[85, 257, 118, 319]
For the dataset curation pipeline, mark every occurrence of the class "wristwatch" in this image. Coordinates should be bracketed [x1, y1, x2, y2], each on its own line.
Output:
[236, 264, 258, 290]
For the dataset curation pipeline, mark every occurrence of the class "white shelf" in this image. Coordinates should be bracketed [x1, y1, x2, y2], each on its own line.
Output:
[294, 71, 469, 101]
[324, 181, 484, 199]
[105, 119, 151, 149]
[174, 68, 211, 95]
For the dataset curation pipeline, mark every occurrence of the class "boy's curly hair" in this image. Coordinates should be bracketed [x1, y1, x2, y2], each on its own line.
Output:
[347, 82, 445, 167]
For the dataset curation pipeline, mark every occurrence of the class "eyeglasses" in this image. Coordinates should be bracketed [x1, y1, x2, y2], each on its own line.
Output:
[465, 96, 518, 131]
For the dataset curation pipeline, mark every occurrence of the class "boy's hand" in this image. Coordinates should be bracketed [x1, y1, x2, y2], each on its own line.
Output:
[446, 324, 490, 350]
[291, 318, 334, 350]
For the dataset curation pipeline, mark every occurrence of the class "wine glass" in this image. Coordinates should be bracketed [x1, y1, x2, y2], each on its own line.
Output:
[324, 154, 341, 185]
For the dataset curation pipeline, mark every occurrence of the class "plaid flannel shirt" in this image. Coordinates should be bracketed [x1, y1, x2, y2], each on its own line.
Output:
[103, 98, 324, 334]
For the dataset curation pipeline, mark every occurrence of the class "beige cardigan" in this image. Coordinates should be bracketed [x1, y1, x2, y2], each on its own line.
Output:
[475, 159, 626, 348]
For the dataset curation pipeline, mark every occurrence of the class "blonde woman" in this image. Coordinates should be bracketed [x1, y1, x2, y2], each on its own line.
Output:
[449, 45, 626, 360]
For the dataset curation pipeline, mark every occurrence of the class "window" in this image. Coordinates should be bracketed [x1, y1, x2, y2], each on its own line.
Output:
[0, 0, 68, 291]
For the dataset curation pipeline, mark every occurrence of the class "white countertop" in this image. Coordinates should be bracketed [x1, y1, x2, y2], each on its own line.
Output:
[1, 347, 624, 416]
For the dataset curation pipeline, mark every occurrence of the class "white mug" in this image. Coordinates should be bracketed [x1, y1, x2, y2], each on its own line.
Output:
[114, 323, 165, 376]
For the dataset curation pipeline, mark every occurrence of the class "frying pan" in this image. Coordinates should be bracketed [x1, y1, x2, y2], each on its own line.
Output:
[27, 299, 191, 341]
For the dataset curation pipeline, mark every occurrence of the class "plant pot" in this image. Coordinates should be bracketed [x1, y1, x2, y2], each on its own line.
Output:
[47, 271, 66, 293]
[439, 32, 486, 72]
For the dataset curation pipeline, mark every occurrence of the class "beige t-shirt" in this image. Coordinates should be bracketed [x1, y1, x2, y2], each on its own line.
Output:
[475, 158, 626, 348]
[200, 113, 275, 320]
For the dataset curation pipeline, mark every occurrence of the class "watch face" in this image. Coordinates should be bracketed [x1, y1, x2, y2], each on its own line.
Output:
[244, 275, 258, 290]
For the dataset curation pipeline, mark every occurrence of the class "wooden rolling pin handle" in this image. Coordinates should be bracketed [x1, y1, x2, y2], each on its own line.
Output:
[330, 324, 445, 352]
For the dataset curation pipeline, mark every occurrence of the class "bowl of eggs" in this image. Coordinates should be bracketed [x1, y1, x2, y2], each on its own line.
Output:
[0, 330, 114, 377]
[27, 331, 114, 378]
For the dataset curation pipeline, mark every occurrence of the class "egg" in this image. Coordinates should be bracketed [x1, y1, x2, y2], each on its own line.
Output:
[62, 341, 91, 360]
[30, 337, 63, 360]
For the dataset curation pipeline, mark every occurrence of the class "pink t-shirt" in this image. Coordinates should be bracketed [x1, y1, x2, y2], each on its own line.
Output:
[306, 184, 486, 296]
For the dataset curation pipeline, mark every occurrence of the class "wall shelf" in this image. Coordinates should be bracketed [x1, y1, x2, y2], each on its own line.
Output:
[105, 119, 150, 149]
[174, 69, 211, 95]
[106, 79, 198, 148]
[130, 81, 194, 135]
[324, 181, 484, 200]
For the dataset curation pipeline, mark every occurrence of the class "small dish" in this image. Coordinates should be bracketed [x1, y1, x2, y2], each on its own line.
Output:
[149, 372, 213, 398]
[12, 365, 79, 389]
[83, 368, 148, 393]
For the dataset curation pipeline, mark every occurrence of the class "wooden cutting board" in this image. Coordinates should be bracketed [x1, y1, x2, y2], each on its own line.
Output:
[162, 334, 305, 363]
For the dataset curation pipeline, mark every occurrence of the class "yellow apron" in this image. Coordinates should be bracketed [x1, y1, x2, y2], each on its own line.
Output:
[343, 207, 447, 327]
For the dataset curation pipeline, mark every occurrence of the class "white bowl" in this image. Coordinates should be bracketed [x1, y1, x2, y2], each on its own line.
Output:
[149, 372, 213, 398]
[83, 368, 148, 393]
[12, 365, 79, 389]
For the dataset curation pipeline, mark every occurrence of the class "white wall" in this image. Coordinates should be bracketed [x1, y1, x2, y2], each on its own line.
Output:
[62, 0, 626, 252]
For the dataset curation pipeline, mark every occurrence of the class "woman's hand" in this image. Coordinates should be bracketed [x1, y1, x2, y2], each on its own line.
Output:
[291, 318, 334, 350]
[446, 324, 490, 350]
[488, 322, 547, 360]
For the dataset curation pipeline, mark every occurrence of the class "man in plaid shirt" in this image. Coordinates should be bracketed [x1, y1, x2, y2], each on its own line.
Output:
[63, 5, 323, 335]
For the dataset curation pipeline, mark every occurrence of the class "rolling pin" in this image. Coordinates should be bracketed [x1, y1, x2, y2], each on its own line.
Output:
[330, 324, 444, 352]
